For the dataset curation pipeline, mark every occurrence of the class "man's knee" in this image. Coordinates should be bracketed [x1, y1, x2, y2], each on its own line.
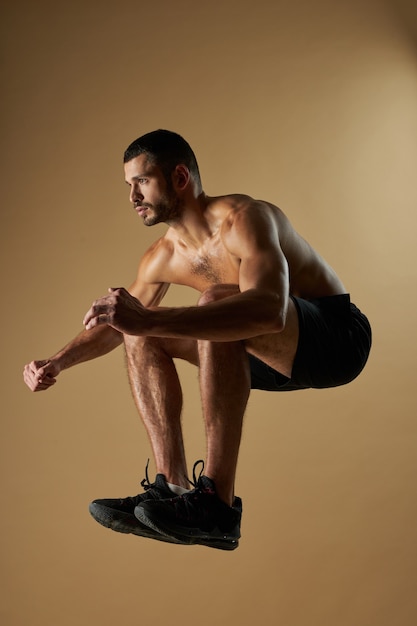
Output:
[198, 283, 240, 306]
[124, 334, 159, 354]
[124, 334, 198, 365]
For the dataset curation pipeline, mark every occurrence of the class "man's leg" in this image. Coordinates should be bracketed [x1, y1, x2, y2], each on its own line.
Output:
[133, 286, 298, 548]
[124, 334, 199, 489]
[89, 335, 199, 542]
[197, 287, 251, 506]
[133, 286, 249, 548]
[198, 288, 299, 506]
[123, 288, 297, 497]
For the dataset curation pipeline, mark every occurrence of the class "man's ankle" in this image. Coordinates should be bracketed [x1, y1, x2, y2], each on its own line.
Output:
[204, 475, 234, 507]
[167, 482, 189, 496]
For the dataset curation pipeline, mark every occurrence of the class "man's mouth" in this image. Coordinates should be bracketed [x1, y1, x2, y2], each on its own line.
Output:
[134, 203, 151, 215]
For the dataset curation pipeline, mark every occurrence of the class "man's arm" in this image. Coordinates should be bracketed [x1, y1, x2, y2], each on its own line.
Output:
[23, 324, 124, 392]
[24, 256, 171, 392]
[83, 203, 290, 341]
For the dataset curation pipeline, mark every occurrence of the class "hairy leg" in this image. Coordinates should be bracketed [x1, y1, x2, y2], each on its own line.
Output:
[197, 285, 299, 506]
[124, 288, 298, 502]
[197, 286, 251, 506]
[124, 335, 198, 489]
[198, 337, 251, 506]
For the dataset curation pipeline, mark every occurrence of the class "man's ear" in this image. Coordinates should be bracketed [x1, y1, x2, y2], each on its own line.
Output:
[172, 164, 190, 191]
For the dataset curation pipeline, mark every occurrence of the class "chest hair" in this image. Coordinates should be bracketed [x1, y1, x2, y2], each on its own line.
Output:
[190, 254, 224, 284]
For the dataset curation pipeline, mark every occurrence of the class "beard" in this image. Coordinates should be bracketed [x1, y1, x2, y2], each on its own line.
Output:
[142, 188, 183, 227]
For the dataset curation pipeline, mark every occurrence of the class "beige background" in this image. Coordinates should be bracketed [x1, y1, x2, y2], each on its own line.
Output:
[2, 0, 417, 625]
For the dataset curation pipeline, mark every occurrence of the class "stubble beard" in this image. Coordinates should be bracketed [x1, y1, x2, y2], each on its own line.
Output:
[142, 189, 183, 227]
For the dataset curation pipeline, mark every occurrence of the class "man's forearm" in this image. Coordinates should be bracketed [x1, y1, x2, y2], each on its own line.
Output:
[145, 289, 286, 341]
[52, 325, 123, 371]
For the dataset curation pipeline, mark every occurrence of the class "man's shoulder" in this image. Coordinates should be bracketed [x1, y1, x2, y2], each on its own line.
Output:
[143, 235, 174, 259]
[211, 195, 288, 236]
[138, 235, 175, 279]
[208, 193, 255, 210]
[210, 193, 285, 217]
[208, 194, 274, 226]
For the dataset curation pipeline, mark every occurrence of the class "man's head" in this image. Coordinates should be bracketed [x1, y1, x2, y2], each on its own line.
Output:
[123, 130, 202, 227]
[123, 129, 202, 193]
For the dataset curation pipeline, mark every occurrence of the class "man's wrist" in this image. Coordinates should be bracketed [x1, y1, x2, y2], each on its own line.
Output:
[49, 354, 66, 373]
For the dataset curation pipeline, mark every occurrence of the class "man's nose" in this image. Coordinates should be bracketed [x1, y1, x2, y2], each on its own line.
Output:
[130, 187, 144, 204]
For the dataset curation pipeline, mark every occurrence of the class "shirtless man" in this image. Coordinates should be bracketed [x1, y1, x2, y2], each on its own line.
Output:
[23, 129, 371, 550]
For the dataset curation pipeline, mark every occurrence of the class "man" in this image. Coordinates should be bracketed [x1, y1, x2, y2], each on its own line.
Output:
[23, 129, 371, 550]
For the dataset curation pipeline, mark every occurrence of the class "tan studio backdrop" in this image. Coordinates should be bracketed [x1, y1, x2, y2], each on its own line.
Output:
[1, 0, 417, 625]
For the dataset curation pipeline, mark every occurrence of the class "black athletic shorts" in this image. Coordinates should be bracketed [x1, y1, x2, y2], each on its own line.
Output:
[249, 294, 372, 391]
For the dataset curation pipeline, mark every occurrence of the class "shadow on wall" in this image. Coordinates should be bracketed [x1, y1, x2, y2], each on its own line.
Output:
[386, 0, 417, 49]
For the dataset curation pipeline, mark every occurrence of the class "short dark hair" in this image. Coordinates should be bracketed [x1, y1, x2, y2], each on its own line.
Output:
[123, 129, 202, 190]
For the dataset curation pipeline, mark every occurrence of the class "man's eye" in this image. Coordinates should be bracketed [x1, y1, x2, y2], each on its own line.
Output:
[138, 178, 148, 184]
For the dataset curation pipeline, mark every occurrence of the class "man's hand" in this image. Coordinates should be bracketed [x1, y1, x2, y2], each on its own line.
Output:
[23, 359, 61, 392]
[83, 288, 148, 335]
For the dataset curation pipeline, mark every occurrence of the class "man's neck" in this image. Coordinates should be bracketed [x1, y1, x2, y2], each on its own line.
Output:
[166, 193, 215, 249]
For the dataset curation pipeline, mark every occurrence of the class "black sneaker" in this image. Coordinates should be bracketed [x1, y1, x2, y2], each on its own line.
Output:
[88, 464, 189, 544]
[134, 467, 242, 551]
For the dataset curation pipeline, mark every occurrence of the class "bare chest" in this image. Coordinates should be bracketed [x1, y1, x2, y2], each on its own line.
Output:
[190, 252, 228, 283]
[170, 243, 239, 290]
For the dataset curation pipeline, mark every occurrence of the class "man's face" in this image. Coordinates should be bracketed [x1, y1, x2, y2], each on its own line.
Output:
[124, 154, 182, 226]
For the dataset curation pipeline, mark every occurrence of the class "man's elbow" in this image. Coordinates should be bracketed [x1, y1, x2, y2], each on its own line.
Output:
[260, 293, 287, 333]
[269, 310, 286, 333]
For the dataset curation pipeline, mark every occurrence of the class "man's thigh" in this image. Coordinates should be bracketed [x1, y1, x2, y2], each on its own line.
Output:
[244, 297, 299, 378]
